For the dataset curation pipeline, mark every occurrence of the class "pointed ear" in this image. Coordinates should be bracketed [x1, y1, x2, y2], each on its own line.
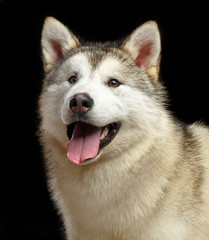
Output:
[41, 17, 80, 73]
[122, 21, 161, 80]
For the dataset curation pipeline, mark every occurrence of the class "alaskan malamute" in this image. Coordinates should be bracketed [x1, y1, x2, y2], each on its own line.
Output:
[39, 17, 209, 239]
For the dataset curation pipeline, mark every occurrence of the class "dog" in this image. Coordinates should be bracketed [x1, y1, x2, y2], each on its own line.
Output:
[39, 17, 209, 239]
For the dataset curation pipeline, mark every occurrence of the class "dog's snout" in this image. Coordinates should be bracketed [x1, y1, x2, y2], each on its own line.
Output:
[70, 93, 94, 114]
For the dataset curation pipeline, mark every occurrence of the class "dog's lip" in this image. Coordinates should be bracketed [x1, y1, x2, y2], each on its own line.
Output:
[66, 121, 120, 163]
[99, 122, 120, 150]
[66, 122, 76, 141]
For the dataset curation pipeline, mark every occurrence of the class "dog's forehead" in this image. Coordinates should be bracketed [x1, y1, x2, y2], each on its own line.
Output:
[93, 56, 123, 78]
[68, 48, 124, 76]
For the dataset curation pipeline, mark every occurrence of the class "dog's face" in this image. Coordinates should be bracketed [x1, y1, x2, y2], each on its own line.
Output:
[40, 17, 164, 165]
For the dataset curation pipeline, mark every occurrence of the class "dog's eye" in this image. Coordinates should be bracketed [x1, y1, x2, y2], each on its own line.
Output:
[108, 79, 121, 88]
[68, 76, 77, 84]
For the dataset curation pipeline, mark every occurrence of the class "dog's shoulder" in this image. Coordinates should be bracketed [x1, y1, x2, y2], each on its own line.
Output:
[188, 122, 209, 154]
[187, 122, 209, 199]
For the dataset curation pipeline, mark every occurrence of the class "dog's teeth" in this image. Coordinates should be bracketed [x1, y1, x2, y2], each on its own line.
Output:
[100, 127, 109, 140]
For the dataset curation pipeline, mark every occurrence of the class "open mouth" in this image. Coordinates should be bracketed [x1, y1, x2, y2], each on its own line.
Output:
[66, 121, 120, 165]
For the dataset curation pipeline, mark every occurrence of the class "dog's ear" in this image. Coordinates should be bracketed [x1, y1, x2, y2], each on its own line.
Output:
[121, 21, 161, 80]
[41, 17, 80, 73]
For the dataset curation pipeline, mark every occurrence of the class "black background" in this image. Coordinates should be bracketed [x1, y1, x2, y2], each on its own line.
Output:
[1, 0, 209, 239]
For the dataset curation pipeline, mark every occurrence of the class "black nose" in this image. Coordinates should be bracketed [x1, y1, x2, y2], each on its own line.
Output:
[69, 93, 94, 114]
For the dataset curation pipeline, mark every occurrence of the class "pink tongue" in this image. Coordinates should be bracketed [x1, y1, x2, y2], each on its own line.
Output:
[67, 122, 102, 165]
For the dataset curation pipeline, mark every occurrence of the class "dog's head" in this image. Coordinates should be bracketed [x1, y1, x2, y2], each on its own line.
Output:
[40, 17, 166, 165]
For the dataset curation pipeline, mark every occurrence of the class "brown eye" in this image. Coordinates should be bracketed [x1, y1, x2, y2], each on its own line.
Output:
[68, 76, 77, 84]
[108, 79, 121, 88]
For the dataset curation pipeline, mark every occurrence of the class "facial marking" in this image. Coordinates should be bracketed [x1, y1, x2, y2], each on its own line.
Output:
[94, 58, 123, 82]
[67, 53, 92, 78]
